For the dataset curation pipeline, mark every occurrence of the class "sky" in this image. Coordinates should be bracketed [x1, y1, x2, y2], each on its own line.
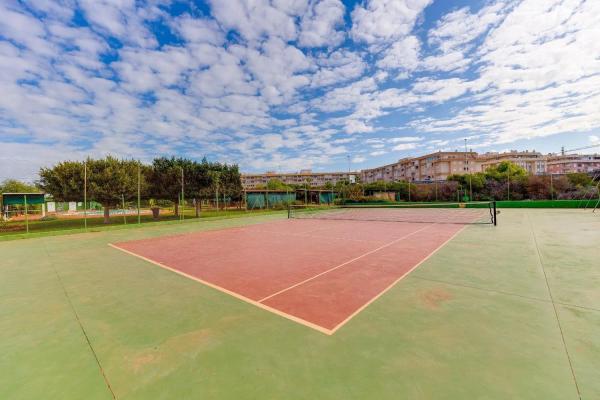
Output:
[1, 0, 599, 181]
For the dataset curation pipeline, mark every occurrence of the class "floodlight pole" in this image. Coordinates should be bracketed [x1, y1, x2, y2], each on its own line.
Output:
[24, 194, 29, 234]
[122, 194, 126, 225]
[181, 167, 185, 221]
[214, 172, 219, 212]
[465, 138, 472, 201]
[137, 164, 141, 224]
[507, 168, 511, 201]
[84, 161, 87, 231]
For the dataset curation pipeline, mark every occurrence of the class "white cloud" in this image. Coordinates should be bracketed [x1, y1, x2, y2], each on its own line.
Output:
[1, 0, 599, 177]
[345, 119, 374, 134]
[376, 35, 420, 73]
[171, 16, 225, 45]
[413, 0, 600, 143]
[311, 50, 366, 87]
[428, 1, 509, 53]
[208, 0, 301, 43]
[393, 143, 418, 151]
[390, 136, 423, 143]
[78, 0, 159, 47]
[350, 0, 432, 46]
[299, 0, 346, 47]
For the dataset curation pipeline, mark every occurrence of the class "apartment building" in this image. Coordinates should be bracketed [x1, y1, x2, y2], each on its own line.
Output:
[546, 154, 600, 174]
[242, 151, 600, 189]
[361, 151, 478, 184]
[241, 170, 358, 189]
[478, 150, 547, 175]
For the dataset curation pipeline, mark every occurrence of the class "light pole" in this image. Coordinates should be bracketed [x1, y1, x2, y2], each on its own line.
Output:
[465, 138, 472, 201]
[84, 160, 87, 231]
[507, 167, 511, 201]
[181, 167, 185, 220]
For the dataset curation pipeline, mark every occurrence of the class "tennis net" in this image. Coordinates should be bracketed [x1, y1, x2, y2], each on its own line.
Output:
[288, 201, 498, 225]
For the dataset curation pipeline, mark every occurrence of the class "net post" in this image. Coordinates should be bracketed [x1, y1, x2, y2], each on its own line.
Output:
[287, 203, 291, 219]
[493, 201, 497, 226]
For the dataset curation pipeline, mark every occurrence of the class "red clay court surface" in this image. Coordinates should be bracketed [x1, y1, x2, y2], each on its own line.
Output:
[110, 218, 470, 334]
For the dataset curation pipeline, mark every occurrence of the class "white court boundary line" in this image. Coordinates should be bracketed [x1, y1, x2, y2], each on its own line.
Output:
[328, 224, 467, 334]
[108, 243, 334, 335]
[257, 224, 433, 302]
[108, 222, 464, 335]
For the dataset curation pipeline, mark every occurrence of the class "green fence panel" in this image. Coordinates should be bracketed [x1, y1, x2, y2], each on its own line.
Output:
[319, 192, 336, 204]
[266, 193, 295, 207]
[495, 200, 594, 208]
[247, 193, 266, 209]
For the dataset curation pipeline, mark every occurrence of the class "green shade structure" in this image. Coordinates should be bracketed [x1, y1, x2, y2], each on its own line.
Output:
[1, 193, 45, 206]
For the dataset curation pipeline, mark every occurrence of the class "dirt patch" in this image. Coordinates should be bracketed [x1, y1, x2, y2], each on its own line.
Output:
[420, 287, 453, 310]
[130, 353, 158, 373]
[124, 315, 244, 375]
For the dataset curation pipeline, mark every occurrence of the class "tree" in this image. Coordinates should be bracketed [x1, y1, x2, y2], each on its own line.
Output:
[148, 157, 243, 214]
[484, 161, 528, 181]
[566, 173, 592, 187]
[526, 175, 551, 200]
[266, 179, 293, 191]
[39, 157, 143, 224]
[38, 161, 86, 202]
[147, 157, 192, 216]
[0, 179, 40, 193]
[219, 164, 243, 204]
[482, 161, 528, 200]
[87, 157, 144, 222]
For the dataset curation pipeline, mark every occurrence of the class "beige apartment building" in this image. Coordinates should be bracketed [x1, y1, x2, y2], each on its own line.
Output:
[242, 170, 358, 189]
[242, 151, 600, 189]
[361, 151, 478, 183]
[477, 150, 547, 175]
[546, 154, 600, 174]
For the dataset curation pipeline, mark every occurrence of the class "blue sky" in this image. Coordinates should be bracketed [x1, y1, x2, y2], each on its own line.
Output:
[1, 0, 599, 181]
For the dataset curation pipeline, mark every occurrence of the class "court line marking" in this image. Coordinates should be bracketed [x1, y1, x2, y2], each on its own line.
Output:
[108, 222, 465, 335]
[527, 213, 581, 399]
[328, 224, 467, 334]
[257, 224, 434, 303]
[108, 243, 335, 335]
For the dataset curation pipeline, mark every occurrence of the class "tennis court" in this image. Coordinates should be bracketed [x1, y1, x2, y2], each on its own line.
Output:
[110, 203, 496, 333]
[2, 207, 599, 399]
